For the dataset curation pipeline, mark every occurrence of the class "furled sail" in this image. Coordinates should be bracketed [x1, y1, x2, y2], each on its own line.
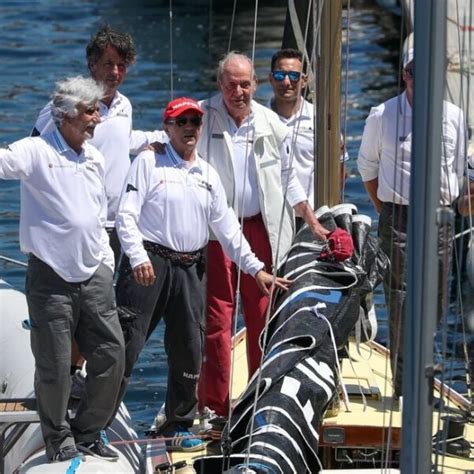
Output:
[194, 204, 389, 473]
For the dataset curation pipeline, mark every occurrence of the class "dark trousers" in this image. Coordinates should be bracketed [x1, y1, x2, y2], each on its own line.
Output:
[115, 252, 206, 431]
[26, 256, 125, 459]
[379, 203, 451, 397]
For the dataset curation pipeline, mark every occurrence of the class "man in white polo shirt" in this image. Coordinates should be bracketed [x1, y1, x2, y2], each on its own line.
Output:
[115, 97, 291, 452]
[32, 25, 165, 267]
[196, 52, 330, 421]
[268, 48, 349, 225]
[357, 48, 465, 397]
[0, 76, 124, 463]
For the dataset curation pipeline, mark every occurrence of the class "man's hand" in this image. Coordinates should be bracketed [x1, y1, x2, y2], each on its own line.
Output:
[293, 200, 330, 241]
[133, 261, 156, 286]
[309, 222, 331, 241]
[254, 269, 293, 296]
[148, 142, 166, 153]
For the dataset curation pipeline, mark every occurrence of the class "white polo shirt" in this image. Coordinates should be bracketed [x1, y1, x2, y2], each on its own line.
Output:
[33, 91, 166, 227]
[358, 91, 465, 205]
[116, 143, 264, 276]
[268, 98, 349, 205]
[228, 111, 307, 218]
[0, 130, 113, 282]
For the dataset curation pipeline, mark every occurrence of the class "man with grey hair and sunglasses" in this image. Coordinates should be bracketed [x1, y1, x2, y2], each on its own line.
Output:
[0, 76, 124, 463]
[196, 51, 329, 421]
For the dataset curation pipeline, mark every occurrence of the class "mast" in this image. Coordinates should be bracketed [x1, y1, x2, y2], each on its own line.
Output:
[401, 1, 447, 473]
[314, 0, 342, 208]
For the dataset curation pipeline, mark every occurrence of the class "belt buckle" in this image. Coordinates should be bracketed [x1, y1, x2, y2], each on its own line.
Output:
[181, 254, 192, 264]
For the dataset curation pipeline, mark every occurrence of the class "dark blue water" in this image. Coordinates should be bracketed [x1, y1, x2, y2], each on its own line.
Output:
[0, 0, 469, 437]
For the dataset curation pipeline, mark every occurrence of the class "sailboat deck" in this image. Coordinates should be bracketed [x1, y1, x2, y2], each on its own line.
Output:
[168, 334, 473, 472]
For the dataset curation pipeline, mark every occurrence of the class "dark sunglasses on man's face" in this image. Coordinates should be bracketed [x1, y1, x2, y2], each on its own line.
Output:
[167, 116, 202, 127]
[271, 70, 302, 82]
[404, 67, 414, 78]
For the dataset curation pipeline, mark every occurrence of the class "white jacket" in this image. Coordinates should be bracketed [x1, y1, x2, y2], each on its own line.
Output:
[198, 94, 296, 267]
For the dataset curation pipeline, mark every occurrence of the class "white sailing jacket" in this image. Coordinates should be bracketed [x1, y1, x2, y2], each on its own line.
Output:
[198, 95, 303, 267]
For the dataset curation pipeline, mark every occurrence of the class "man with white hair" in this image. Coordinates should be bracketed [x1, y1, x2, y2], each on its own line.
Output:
[0, 76, 125, 463]
[32, 25, 165, 267]
[357, 47, 465, 397]
[197, 52, 329, 419]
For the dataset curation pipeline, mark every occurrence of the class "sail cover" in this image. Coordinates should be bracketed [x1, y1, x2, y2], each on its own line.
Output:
[194, 204, 389, 474]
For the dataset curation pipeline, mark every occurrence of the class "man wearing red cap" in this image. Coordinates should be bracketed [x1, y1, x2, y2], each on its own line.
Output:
[114, 97, 291, 451]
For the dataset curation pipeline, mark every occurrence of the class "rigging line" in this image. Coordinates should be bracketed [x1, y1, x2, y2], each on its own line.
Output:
[440, 0, 474, 409]
[227, 0, 238, 53]
[382, 4, 411, 468]
[240, 1, 327, 469]
[0, 255, 27, 268]
[275, 0, 313, 210]
[222, 3, 261, 472]
[169, 0, 174, 100]
[341, 0, 351, 203]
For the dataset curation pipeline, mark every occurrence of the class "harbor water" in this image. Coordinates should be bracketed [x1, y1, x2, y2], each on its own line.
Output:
[0, 0, 470, 438]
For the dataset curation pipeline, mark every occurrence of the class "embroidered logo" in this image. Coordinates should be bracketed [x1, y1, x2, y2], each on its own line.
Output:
[126, 184, 138, 192]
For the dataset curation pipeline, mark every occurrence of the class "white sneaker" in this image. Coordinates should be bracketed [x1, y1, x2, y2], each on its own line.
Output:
[198, 406, 216, 434]
[151, 403, 167, 432]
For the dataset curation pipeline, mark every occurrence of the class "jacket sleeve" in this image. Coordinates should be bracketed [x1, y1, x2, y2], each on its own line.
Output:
[115, 151, 152, 268]
[129, 129, 169, 155]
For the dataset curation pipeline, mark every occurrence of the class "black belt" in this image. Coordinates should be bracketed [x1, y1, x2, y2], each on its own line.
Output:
[239, 213, 262, 224]
[143, 240, 203, 266]
[382, 202, 408, 209]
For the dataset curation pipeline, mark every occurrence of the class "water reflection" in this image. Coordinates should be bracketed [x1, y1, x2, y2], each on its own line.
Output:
[0, 0, 406, 434]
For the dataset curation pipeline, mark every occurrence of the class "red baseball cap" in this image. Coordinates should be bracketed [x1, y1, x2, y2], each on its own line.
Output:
[163, 97, 204, 122]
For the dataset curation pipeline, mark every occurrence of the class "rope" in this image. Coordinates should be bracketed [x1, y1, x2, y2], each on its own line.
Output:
[0, 255, 27, 268]
[169, 0, 174, 100]
[240, 3, 327, 472]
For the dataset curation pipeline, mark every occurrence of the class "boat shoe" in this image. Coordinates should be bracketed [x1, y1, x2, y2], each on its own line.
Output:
[50, 444, 85, 463]
[164, 427, 206, 452]
[76, 431, 119, 461]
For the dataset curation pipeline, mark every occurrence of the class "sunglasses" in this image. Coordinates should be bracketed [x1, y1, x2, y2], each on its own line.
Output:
[167, 116, 202, 127]
[271, 70, 302, 82]
[404, 68, 414, 78]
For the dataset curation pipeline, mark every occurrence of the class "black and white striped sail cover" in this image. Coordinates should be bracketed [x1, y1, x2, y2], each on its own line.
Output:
[194, 204, 389, 474]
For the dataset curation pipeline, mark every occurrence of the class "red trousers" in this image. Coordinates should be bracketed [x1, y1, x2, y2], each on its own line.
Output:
[198, 214, 273, 416]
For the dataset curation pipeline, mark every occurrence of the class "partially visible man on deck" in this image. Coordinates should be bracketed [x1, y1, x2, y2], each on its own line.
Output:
[357, 48, 466, 398]
[114, 97, 290, 452]
[0, 76, 124, 463]
[267, 48, 349, 220]
[32, 25, 165, 267]
[196, 52, 329, 419]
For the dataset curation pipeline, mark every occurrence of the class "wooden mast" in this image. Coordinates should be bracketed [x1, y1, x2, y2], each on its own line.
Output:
[314, 0, 342, 208]
[282, 0, 342, 209]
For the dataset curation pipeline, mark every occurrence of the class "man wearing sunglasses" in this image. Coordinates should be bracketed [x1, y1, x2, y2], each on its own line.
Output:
[358, 47, 466, 398]
[268, 48, 349, 222]
[196, 52, 330, 421]
[113, 97, 291, 452]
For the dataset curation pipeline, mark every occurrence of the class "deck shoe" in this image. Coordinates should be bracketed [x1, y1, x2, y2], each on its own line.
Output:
[50, 444, 84, 463]
[198, 406, 216, 434]
[164, 427, 206, 452]
[77, 432, 119, 461]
